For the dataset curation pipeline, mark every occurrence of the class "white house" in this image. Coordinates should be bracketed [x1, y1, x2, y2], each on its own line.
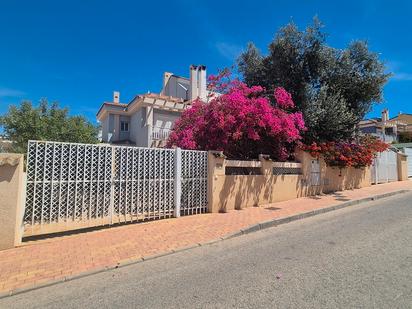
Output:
[97, 65, 209, 147]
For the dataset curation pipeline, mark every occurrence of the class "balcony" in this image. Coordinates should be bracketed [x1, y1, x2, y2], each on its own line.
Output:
[151, 127, 171, 142]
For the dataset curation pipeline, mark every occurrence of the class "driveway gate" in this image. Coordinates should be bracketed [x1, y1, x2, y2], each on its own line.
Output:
[371, 149, 398, 184]
[24, 141, 208, 236]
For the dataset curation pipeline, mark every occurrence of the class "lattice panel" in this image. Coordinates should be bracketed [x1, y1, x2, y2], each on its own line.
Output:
[181, 150, 208, 216]
[24, 141, 208, 235]
[112, 146, 175, 222]
[24, 141, 112, 228]
[272, 166, 302, 175]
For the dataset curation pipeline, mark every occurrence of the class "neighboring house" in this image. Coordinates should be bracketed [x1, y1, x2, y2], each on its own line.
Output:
[388, 112, 412, 132]
[97, 65, 210, 147]
[358, 109, 408, 143]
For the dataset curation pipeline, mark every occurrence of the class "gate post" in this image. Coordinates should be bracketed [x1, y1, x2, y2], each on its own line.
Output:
[174, 148, 182, 218]
[0, 154, 25, 250]
[397, 152, 408, 181]
[206, 151, 226, 213]
[109, 146, 115, 224]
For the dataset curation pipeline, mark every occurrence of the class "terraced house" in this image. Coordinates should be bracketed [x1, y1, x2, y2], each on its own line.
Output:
[97, 65, 210, 148]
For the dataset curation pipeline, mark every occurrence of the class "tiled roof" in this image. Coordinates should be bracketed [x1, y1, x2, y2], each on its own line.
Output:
[96, 102, 128, 118]
[102, 102, 128, 107]
[97, 93, 189, 118]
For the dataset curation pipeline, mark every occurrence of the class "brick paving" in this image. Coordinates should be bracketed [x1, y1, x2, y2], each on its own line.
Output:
[0, 181, 411, 294]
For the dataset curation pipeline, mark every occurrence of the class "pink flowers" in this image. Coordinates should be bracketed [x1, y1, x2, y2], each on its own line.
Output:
[274, 87, 294, 109]
[167, 74, 306, 160]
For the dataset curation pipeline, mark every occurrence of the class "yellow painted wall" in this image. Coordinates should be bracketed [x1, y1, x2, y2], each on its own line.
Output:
[211, 174, 302, 212]
[0, 154, 24, 250]
[208, 150, 373, 213]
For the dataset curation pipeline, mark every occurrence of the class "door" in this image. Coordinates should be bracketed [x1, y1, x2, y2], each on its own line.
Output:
[310, 159, 321, 186]
[386, 150, 398, 181]
[371, 149, 398, 184]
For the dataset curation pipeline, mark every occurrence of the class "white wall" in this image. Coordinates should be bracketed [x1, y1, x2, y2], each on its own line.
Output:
[130, 108, 149, 147]
[162, 75, 190, 100]
[100, 114, 120, 143]
[101, 115, 109, 142]
[153, 109, 180, 130]
[101, 108, 181, 146]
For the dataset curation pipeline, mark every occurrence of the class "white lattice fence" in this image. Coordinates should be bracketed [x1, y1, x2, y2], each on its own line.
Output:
[25, 141, 112, 231]
[112, 146, 176, 222]
[24, 141, 208, 236]
[181, 150, 208, 216]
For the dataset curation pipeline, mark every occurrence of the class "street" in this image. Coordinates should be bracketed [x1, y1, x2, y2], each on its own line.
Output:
[1, 192, 411, 309]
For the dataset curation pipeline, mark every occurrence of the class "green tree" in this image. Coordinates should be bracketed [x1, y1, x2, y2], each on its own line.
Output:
[0, 99, 99, 153]
[238, 17, 390, 142]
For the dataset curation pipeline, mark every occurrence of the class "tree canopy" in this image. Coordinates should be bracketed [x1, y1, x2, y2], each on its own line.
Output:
[0, 99, 99, 153]
[238, 17, 390, 142]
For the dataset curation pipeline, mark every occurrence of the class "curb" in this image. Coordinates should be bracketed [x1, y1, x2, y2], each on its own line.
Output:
[0, 189, 409, 300]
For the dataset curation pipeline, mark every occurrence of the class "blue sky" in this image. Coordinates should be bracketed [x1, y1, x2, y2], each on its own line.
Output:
[1, 0, 412, 124]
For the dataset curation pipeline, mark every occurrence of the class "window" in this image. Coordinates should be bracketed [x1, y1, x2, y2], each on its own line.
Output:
[120, 121, 129, 132]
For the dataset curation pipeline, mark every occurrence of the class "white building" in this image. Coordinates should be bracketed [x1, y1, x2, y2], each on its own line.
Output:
[97, 65, 209, 147]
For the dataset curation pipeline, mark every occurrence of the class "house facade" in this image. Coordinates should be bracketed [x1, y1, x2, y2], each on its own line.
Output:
[389, 113, 412, 132]
[97, 65, 209, 147]
[358, 109, 410, 143]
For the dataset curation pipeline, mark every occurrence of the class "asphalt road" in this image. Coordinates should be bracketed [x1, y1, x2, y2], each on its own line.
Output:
[1, 192, 412, 309]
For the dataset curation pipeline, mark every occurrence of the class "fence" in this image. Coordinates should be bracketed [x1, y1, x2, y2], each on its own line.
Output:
[24, 141, 207, 236]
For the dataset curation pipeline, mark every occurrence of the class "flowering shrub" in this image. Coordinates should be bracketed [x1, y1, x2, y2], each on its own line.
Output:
[274, 87, 294, 109]
[167, 75, 306, 160]
[301, 136, 389, 169]
[206, 68, 231, 96]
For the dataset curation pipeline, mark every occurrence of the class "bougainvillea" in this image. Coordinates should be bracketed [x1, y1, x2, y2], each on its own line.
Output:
[301, 136, 389, 169]
[167, 74, 306, 160]
[274, 87, 294, 109]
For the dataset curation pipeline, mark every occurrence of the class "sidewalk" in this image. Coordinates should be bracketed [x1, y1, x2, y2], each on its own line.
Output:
[0, 181, 411, 295]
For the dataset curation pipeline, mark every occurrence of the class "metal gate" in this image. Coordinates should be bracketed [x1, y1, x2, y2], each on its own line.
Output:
[181, 150, 208, 216]
[371, 149, 398, 184]
[24, 141, 208, 236]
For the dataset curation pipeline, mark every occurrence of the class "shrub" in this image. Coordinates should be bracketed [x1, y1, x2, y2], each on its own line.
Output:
[167, 76, 306, 160]
[301, 136, 389, 169]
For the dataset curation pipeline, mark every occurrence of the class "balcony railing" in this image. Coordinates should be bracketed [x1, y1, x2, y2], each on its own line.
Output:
[152, 127, 171, 141]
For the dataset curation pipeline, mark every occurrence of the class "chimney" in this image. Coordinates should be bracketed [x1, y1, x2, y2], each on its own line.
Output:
[381, 108, 389, 123]
[198, 65, 207, 101]
[161, 72, 173, 95]
[113, 91, 120, 103]
[189, 65, 198, 102]
[189, 64, 207, 102]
